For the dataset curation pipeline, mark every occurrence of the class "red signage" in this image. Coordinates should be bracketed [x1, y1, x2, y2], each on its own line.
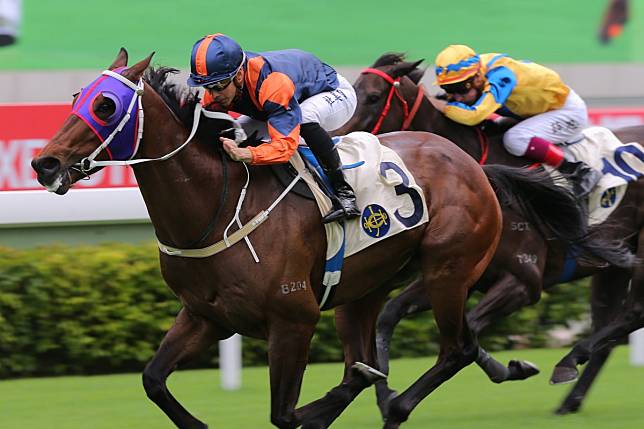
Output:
[588, 107, 644, 129]
[0, 103, 138, 191]
[2, 103, 644, 192]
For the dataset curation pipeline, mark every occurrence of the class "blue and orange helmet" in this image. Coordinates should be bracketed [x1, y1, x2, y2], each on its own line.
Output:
[434, 45, 481, 86]
[187, 33, 246, 87]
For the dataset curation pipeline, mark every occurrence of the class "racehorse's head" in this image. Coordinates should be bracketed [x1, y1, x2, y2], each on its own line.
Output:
[31, 48, 153, 194]
[333, 53, 424, 136]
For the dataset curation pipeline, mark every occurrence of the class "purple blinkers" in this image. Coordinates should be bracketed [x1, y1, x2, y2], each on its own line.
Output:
[72, 67, 141, 161]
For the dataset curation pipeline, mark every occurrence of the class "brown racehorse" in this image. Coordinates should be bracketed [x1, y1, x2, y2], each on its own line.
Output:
[334, 53, 642, 416]
[29, 50, 558, 429]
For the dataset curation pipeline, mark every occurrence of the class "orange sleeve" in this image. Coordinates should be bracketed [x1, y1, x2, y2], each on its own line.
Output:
[247, 72, 302, 165]
[248, 124, 300, 164]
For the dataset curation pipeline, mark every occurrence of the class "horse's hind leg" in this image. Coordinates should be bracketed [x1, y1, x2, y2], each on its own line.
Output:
[469, 271, 542, 383]
[142, 308, 231, 429]
[296, 288, 389, 429]
[375, 277, 430, 417]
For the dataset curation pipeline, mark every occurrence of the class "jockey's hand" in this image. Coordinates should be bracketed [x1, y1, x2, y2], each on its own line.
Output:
[220, 137, 253, 163]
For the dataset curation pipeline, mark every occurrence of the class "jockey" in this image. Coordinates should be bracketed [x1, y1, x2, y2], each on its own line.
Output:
[187, 33, 360, 223]
[433, 44, 601, 197]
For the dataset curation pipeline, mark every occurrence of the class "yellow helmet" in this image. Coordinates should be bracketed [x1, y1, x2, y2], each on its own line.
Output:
[434, 45, 481, 86]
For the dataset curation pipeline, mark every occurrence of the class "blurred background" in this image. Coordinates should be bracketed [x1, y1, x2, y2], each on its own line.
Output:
[1, 1, 643, 428]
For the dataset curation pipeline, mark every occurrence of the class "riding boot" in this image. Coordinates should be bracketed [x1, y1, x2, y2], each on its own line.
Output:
[300, 122, 361, 223]
[525, 136, 601, 198]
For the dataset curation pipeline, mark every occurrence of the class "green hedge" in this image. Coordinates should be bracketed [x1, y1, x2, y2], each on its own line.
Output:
[0, 243, 589, 378]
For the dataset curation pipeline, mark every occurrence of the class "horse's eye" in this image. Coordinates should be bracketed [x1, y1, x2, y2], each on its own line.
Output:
[366, 94, 380, 104]
[96, 98, 116, 117]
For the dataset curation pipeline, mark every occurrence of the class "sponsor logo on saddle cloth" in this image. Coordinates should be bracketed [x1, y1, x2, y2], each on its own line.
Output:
[560, 126, 644, 225]
[289, 132, 429, 286]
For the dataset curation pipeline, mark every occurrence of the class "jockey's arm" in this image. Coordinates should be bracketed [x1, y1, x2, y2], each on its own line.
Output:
[247, 72, 302, 165]
[443, 66, 517, 126]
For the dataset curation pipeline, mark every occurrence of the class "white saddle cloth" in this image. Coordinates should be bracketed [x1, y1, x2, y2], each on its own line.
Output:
[289, 131, 429, 286]
[564, 126, 644, 225]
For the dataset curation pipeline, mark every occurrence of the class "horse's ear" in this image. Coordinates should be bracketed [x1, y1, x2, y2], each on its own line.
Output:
[407, 61, 426, 85]
[122, 52, 155, 82]
[109, 48, 129, 70]
[392, 59, 424, 81]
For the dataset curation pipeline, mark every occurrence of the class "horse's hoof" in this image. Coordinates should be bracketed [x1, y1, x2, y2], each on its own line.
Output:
[554, 402, 581, 415]
[507, 359, 540, 380]
[550, 366, 579, 385]
[352, 361, 387, 384]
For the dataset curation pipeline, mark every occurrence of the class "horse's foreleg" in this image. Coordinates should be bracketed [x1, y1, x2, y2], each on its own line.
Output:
[552, 249, 644, 384]
[554, 345, 614, 415]
[266, 317, 317, 429]
[554, 268, 631, 414]
[468, 272, 541, 383]
[374, 278, 430, 418]
[142, 308, 230, 429]
[550, 268, 631, 388]
[296, 288, 389, 429]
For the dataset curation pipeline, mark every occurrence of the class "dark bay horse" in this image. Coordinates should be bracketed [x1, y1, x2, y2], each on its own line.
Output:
[334, 53, 642, 416]
[28, 49, 558, 429]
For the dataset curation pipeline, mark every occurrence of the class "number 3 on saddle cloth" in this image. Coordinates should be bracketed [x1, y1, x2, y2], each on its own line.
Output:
[554, 126, 644, 225]
[290, 132, 429, 309]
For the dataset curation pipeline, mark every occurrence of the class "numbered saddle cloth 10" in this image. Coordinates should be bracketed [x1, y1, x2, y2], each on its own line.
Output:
[563, 126, 644, 225]
[289, 131, 430, 286]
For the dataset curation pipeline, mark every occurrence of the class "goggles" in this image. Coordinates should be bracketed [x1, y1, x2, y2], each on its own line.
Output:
[440, 78, 474, 95]
[205, 76, 234, 92]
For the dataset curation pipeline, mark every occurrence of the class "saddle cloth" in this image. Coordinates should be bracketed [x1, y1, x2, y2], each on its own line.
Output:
[289, 131, 429, 287]
[563, 126, 644, 225]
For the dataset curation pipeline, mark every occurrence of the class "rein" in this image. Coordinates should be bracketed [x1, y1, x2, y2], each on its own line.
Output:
[475, 127, 489, 165]
[361, 68, 424, 134]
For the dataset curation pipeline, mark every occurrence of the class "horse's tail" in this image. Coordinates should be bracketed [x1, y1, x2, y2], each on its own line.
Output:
[482, 164, 635, 268]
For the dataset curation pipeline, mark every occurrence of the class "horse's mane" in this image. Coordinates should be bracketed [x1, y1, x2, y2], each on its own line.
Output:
[144, 67, 199, 129]
[371, 52, 408, 67]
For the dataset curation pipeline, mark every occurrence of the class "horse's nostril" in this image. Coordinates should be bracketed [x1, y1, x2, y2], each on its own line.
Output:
[32, 157, 61, 176]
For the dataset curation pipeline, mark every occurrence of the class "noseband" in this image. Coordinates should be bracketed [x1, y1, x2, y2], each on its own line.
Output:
[360, 68, 425, 134]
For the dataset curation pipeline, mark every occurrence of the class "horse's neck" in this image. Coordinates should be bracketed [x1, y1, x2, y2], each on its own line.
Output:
[131, 93, 244, 247]
[412, 93, 528, 167]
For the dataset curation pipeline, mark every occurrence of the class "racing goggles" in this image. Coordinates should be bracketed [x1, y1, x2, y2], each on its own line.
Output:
[205, 77, 234, 91]
[440, 78, 474, 95]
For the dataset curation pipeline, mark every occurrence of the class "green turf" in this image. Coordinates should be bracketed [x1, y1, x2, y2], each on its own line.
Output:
[0, 0, 640, 70]
[1, 347, 643, 428]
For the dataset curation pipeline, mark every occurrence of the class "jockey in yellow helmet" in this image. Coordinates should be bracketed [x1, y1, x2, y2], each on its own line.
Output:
[434, 44, 601, 196]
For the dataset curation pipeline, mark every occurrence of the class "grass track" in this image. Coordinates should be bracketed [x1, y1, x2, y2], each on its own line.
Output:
[0, 0, 639, 70]
[2, 347, 643, 428]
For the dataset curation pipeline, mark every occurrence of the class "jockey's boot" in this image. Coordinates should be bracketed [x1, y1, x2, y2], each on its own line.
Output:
[300, 122, 361, 223]
[525, 136, 601, 198]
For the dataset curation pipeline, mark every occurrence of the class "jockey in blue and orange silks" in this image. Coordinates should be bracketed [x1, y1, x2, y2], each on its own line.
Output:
[432, 44, 601, 197]
[187, 33, 360, 223]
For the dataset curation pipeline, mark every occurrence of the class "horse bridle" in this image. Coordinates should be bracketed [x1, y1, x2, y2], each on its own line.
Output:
[362, 67, 494, 165]
[360, 67, 425, 134]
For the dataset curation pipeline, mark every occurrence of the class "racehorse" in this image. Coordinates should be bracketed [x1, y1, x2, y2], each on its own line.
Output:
[29, 49, 508, 429]
[334, 53, 642, 416]
[30, 50, 617, 429]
